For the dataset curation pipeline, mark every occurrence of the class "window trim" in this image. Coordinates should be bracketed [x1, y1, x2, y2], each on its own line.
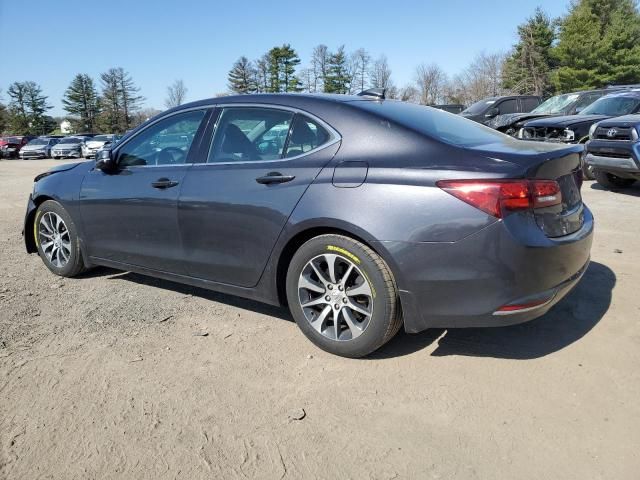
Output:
[204, 103, 341, 166]
[112, 106, 212, 169]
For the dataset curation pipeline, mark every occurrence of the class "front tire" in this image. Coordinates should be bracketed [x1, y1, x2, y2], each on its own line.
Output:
[34, 200, 86, 277]
[286, 234, 402, 358]
[594, 170, 636, 189]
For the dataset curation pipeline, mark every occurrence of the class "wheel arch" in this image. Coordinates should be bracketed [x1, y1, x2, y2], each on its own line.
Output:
[274, 223, 402, 309]
[25, 194, 56, 253]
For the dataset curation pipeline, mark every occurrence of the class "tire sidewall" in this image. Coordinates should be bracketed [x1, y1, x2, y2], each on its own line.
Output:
[286, 235, 396, 358]
[34, 200, 83, 277]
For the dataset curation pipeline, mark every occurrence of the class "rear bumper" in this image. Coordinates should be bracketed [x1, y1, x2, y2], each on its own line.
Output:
[378, 206, 594, 332]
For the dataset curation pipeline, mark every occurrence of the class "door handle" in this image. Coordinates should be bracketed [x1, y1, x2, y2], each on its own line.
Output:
[151, 178, 179, 189]
[255, 172, 296, 185]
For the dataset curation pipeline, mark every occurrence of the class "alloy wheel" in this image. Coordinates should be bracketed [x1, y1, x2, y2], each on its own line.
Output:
[297, 253, 374, 341]
[38, 212, 71, 268]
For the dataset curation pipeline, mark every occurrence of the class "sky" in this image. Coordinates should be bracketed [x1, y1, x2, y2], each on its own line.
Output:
[0, 0, 572, 116]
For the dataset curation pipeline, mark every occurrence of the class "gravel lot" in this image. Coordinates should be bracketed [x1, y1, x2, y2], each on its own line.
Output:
[1, 159, 639, 479]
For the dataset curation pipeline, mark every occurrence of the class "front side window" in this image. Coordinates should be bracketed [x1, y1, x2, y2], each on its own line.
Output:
[284, 115, 331, 158]
[118, 109, 206, 167]
[208, 107, 293, 163]
[581, 95, 640, 116]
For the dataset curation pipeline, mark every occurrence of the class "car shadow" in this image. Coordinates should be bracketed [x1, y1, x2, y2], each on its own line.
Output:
[372, 261, 615, 360]
[85, 262, 614, 361]
[100, 268, 293, 322]
[590, 181, 640, 197]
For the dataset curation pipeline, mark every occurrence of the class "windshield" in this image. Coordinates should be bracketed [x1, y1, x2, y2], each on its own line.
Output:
[581, 96, 640, 116]
[91, 135, 112, 142]
[60, 137, 82, 144]
[531, 94, 579, 114]
[461, 99, 496, 115]
[357, 101, 507, 147]
[28, 139, 49, 146]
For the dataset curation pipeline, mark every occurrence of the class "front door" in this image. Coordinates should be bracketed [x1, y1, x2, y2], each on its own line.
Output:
[178, 106, 340, 287]
[79, 109, 209, 273]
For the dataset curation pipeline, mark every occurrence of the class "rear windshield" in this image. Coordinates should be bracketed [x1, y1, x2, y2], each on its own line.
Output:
[356, 101, 507, 147]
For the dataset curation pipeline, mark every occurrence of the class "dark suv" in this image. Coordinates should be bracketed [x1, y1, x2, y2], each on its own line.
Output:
[585, 114, 640, 189]
[489, 89, 613, 136]
[460, 95, 541, 125]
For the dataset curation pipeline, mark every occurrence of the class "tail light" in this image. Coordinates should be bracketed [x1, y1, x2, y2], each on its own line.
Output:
[436, 179, 562, 218]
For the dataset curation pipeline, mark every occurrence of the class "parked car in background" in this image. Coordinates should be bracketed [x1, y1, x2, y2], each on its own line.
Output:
[431, 104, 466, 114]
[488, 89, 614, 136]
[0, 136, 36, 158]
[51, 136, 86, 159]
[23, 93, 592, 357]
[82, 134, 120, 158]
[585, 114, 640, 189]
[19, 137, 61, 159]
[460, 95, 541, 125]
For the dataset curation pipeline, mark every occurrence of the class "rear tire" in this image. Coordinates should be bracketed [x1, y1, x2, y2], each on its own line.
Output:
[34, 200, 86, 277]
[594, 170, 636, 189]
[286, 234, 402, 358]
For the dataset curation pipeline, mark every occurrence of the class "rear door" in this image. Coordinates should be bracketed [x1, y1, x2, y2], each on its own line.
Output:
[178, 106, 340, 287]
[79, 108, 210, 272]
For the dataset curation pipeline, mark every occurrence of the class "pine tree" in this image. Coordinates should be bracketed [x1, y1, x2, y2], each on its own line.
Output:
[552, 0, 640, 91]
[116, 68, 144, 130]
[228, 56, 257, 94]
[62, 74, 100, 132]
[265, 45, 301, 93]
[325, 46, 351, 94]
[97, 68, 144, 133]
[502, 7, 555, 96]
[6, 81, 52, 135]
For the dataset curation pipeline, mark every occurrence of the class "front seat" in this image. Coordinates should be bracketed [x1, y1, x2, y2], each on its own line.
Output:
[221, 123, 260, 161]
[285, 120, 317, 157]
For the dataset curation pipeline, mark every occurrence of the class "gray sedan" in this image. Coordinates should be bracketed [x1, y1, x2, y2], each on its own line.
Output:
[23, 92, 593, 357]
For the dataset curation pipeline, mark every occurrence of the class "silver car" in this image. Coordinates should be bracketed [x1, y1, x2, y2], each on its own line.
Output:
[51, 137, 86, 159]
[82, 134, 119, 158]
[19, 137, 60, 159]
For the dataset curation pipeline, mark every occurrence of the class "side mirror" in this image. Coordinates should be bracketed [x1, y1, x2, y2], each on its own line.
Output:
[485, 107, 500, 118]
[95, 149, 116, 171]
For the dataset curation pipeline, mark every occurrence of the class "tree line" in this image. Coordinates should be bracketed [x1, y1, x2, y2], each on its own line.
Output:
[228, 0, 640, 105]
[2, 0, 639, 136]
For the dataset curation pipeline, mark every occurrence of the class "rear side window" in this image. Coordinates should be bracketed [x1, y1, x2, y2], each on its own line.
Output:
[208, 107, 294, 163]
[498, 99, 518, 114]
[284, 115, 330, 158]
[522, 98, 540, 112]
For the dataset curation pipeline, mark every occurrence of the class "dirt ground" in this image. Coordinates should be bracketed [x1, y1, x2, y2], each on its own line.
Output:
[0, 159, 638, 479]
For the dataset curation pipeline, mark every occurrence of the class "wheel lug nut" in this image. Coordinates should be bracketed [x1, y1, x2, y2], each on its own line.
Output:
[342, 298, 347, 304]
[325, 295, 331, 301]
[327, 284, 333, 290]
[338, 285, 343, 291]
[334, 304, 340, 309]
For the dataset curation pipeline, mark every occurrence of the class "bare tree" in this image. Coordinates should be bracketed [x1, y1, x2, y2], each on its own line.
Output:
[254, 54, 270, 93]
[165, 79, 187, 108]
[415, 63, 448, 105]
[369, 55, 393, 90]
[397, 84, 419, 103]
[310, 44, 330, 92]
[350, 48, 371, 93]
[446, 51, 507, 105]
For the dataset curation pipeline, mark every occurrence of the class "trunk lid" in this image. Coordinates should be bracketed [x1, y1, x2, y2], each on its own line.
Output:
[469, 141, 585, 237]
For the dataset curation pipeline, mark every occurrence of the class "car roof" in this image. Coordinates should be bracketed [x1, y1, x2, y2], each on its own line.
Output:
[599, 89, 640, 99]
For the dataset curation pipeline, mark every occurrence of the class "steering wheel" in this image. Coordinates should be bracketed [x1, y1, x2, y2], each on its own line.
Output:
[156, 146, 186, 165]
